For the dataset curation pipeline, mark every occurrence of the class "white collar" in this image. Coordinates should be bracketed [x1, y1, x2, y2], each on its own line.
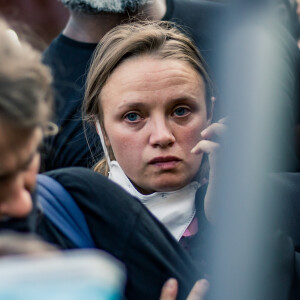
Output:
[108, 161, 201, 241]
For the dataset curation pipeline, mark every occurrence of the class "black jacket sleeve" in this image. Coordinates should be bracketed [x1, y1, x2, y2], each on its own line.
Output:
[40, 167, 203, 299]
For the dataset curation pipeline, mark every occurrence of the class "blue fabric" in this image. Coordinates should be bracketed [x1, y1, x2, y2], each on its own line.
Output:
[36, 174, 95, 248]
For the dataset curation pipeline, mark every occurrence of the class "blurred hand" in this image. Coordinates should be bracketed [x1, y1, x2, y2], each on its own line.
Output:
[191, 118, 227, 223]
[159, 278, 209, 300]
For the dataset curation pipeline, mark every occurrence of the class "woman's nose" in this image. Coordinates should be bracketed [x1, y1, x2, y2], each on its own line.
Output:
[149, 118, 175, 148]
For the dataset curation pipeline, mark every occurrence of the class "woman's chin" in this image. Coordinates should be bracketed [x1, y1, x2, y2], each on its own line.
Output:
[148, 181, 188, 194]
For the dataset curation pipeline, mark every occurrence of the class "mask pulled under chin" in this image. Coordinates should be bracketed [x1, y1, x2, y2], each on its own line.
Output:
[108, 160, 201, 241]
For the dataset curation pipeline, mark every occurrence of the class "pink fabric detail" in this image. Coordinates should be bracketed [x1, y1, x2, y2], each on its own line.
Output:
[182, 217, 198, 237]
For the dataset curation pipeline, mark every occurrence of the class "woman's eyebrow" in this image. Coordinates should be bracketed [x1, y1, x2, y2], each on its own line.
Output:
[168, 97, 201, 106]
[117, 102, 148, 110]
[169, 97, 191, 103]
[116, 95, 202, 112]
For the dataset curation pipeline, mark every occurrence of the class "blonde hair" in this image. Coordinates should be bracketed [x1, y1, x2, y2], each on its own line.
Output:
[83, 21, 213, 176]
[0, 18, 54, 134]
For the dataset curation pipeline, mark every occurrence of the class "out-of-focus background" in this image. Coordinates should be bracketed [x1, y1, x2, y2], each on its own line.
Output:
[0, 0, 69, 49]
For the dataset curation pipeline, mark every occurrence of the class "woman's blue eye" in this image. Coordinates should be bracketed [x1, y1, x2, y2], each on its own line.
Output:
[125, 113, 140, 122]
[174, 107, 188, 116]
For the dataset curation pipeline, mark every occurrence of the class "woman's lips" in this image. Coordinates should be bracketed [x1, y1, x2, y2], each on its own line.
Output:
[148, 156, 181, 170]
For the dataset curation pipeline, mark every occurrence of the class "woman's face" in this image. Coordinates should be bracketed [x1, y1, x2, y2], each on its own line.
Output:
[100, 56, 211, 194]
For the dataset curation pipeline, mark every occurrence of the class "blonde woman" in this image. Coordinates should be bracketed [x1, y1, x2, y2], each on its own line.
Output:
[84, 21, 224, 256]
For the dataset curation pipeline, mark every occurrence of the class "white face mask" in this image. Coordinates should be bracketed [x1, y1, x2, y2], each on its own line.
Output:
[109, 161, 200, 241]
[95, 120, 201, 241]
[61, 0, 153, 13]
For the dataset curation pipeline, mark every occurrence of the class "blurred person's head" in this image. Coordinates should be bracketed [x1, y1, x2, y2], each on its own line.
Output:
[84, 21, 214, 194]
[0, 18, 53, 226]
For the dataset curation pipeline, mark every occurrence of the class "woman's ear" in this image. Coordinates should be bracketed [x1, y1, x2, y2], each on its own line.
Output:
[206, 96, 215, 125]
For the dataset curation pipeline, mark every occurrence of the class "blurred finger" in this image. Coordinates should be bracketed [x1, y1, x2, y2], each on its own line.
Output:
[191, 140, 219, 155]
[201, 122, 226, 139]
[218, 117, 227, 124]
[187, 279, 210, 300]
[159, 278, 178, 300]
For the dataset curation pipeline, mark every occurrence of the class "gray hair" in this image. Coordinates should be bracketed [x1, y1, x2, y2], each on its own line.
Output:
[59, 0, 153, 13]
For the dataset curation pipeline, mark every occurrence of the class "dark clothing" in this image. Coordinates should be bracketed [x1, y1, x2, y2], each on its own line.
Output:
[36, 167, 204, 300]
[268, 172, 300, 252]
[0, 167, 296, 299]
[264, 172, 300, 299]
[42, 0, 225, 171]
[34, 168, 300, 299]
[163, 0, 225, 81]
[42, 36, 99, 171]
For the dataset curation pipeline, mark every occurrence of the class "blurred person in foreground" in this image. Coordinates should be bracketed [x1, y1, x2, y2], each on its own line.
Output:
[42, 0, 224, 171]
[0, 17, 211, 299]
